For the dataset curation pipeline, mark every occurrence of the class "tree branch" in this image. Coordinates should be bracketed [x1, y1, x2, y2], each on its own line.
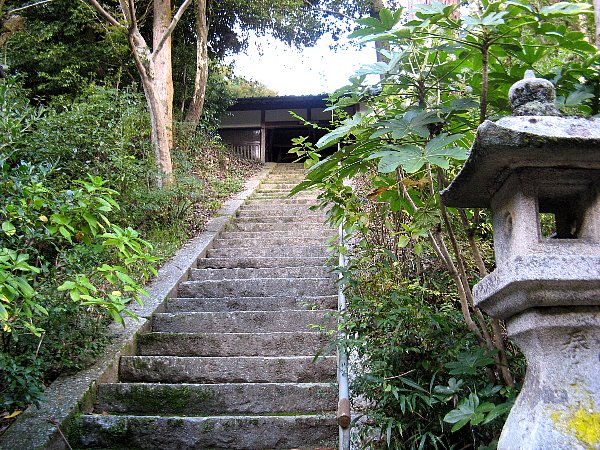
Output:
[151, 0, 193, 60]
[8, 0, 54, 14]
[88, 0, 123, 28]
[127, 0, 138, 29]
[302, 0, 353, 20]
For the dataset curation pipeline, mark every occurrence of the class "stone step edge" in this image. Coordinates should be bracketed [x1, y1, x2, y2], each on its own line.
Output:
[94, 382, 337, 416]
[0, 163, 281, 450]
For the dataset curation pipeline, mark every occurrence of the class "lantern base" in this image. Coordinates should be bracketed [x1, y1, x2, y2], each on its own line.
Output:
[499, 307, 600, 450]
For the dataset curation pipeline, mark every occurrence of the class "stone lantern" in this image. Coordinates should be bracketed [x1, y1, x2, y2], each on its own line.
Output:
[441, 71, 600, 449]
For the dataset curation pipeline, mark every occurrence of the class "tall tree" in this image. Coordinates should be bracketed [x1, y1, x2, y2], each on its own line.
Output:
[594, 0, 600, 49]
[88, 0, 193, 186]
[184, 0, 208, 124]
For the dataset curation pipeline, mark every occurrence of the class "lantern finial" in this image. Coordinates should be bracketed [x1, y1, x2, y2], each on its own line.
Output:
[508, 70, 560, 116]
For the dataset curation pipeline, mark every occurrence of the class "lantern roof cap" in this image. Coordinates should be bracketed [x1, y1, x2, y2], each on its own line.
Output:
[441, 115, 600, 208]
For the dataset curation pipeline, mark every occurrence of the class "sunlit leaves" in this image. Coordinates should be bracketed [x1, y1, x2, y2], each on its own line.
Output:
[316, 112, 367, 149]
[540, 2, 593, 17]
[368, 134, 467, 174]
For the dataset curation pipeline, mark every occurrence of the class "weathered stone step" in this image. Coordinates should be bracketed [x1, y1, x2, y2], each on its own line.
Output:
[152, 310, 334, 333]
[198, 256, 328, 269]
[119, 356, 336, 383]
[137, 331, 330, 357]
[211, 236, 327, 248]
[258, 183, 303, 190]
[251, 194, 318, 200]
[207, 246, 327, 259]
[218, 230, 333, 240]
[95, 382, 336, 416]
[76, 414, 336, 450]
[189, 266, 333, 280]
[178, 277, 334, 298]
[166, 295, 336, 312]
[231, 222, 327, 232]
[252, 191, 315, 196]
[236, 210, 324, 219]
[244, 198, 318, 205]
[232, 215, 324, 224]
[236, 209, 321, 218]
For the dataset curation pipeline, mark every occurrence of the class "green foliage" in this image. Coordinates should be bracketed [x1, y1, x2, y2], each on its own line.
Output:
[0, 79, 154, 412]
[5, 0, 132, 99]
[293, 1, 597, 447]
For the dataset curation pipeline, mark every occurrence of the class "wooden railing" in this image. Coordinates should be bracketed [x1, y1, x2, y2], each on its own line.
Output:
[230, 144, 261, 161]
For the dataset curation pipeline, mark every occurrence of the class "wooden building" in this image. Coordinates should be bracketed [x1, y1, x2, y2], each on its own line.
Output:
[218, 95, 358, 163]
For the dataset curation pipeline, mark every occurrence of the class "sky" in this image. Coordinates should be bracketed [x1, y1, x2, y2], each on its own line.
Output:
[225, 32, 376, 96]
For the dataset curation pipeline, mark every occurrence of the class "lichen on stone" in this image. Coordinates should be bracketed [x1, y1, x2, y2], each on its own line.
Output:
[551, 400, 600, 449]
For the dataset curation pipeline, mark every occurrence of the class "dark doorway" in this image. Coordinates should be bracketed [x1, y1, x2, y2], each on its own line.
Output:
[265, 127, 328, 163]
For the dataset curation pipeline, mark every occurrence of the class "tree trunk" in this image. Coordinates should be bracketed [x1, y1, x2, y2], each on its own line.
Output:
[128, 26, 174, 187]
[152, 0, 175, 183]
[184, 0, 209, 126]
[594, 0, 600, 50]
[88, 0, 193, 187]
[370, 0, 389, 64]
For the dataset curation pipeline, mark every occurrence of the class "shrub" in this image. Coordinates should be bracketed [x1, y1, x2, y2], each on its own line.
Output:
[0, 79, 157, 412]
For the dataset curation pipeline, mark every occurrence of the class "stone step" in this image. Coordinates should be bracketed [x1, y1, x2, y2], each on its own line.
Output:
[198, 256, 328, 269]
[189, 266, 333, 281]
[230, 222, 327, 232]
[207, 246, 327, 259]
[236, 210, 324, 219]
[119, 356, 336, 383]
[178, 277, 335, 298]
[244, 198, 318, 205]
[232, 215, 324, 224]
[95, 382, 336, 416]
[137, 331, 330, 357]
[253, 191, 299, 197]
[152, 310, 334, 333]
[217, 230, 333, 240]
[166, 295, 337, 313]
[76, 414, 336, 450]
[258, 183, 303, 190]
[211, 236, 327, 248]
[251, 194, 318, 200]
[236, 209, 321, 217]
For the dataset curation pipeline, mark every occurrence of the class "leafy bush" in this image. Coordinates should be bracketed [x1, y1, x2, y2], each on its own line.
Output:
[0, 79, 158, 412]
[293, 1, 597, 448]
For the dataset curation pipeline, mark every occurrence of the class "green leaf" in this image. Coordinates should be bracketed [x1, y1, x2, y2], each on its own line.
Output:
[445, 349, 496, 375]
[424, 135, 468, 169]
[444, 393, 479, 430]
[541, 2, 592, 16]
[58, 281, 77, 291]
[434, 377, 464, 395]
[58, 226, 72, 241]
[379, 8, 396, 29]
[1, 221, 16, 236]
[368, 145, 423, 173]
[567, 91, 595, 106]
[316, 113, 365, 149]
[482, 402, 514, 424]
[0, 303, 8, 321]
[397, 235, 410, 248]
[50, 214, 70, 225]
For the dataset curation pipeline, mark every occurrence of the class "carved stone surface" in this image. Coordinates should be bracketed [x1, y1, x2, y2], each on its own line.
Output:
[499, 308, 600, 450]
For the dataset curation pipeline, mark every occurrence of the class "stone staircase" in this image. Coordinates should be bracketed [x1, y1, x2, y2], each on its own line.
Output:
[74, 164, 338, 449]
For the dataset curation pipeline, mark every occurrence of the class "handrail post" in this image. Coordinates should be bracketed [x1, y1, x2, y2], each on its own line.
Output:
[337, 222, 351, 450]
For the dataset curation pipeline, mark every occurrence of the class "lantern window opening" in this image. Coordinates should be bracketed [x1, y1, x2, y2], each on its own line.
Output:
[537, 194, 586, 241]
